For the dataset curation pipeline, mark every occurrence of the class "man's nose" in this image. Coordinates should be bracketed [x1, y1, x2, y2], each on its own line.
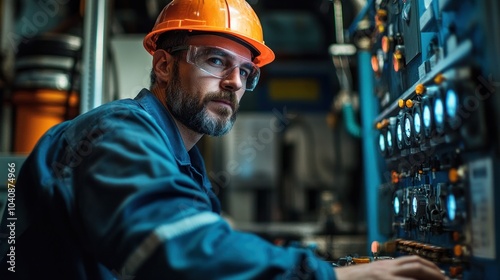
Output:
[220, 67, 244, 91]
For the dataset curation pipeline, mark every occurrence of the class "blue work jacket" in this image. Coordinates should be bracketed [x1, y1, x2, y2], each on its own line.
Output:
[0, 89, 336, 279]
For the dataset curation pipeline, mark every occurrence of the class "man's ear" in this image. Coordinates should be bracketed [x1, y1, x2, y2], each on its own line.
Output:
[152, 49, 173, 83]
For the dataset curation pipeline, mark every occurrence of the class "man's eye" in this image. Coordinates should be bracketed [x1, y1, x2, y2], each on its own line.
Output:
[239, 68, 251, 78]
[207, 56, 225, 67]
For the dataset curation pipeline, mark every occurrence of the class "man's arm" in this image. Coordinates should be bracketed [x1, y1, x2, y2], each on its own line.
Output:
[73, 109, 336, 279]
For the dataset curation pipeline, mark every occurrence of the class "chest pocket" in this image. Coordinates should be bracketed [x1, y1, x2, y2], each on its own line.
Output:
[179, 165, 221, 213]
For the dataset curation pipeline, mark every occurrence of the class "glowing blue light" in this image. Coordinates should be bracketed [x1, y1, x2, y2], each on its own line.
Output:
[447, 194, 457, 221]
[394, 196, 400, 214]
[434, 98, 444, 124]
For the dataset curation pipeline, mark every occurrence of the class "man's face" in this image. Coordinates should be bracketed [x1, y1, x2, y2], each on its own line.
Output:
[164, 35, 251, 136]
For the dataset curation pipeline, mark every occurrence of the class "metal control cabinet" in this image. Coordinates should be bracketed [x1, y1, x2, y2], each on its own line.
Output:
[362, 0, 500, 279]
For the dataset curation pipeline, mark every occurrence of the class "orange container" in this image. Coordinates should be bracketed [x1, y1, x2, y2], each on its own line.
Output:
[11, 33, 82, 154]
[12, 89, 78, 154]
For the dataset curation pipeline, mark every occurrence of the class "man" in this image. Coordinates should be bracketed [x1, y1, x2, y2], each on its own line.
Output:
[0, 0, 447, 279]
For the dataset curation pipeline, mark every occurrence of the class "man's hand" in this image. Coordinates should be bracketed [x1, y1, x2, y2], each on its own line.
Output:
[334, 255, 448, 280]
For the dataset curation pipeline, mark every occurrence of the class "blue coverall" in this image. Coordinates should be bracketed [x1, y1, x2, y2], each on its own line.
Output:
[0, 89, 336, 279]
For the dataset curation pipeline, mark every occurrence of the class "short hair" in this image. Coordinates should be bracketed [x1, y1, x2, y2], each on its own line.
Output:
[149, 30, 191, 87]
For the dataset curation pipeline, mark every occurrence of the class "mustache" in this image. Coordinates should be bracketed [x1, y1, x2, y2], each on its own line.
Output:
[204, 91, 238, 109]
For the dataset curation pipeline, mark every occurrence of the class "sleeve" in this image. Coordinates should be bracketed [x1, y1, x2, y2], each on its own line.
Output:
[72, 108, 336, 280]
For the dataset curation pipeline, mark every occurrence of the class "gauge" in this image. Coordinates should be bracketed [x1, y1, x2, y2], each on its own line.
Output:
[447, 194, 457, 221]
[445, 87, 459, 129]
[412, 104, 423, 143]
[412, 196, 418, 215]
[423, 105, 431, 129]
[386, 129, 394, 155]
[434, 92, 445, 134]
[434, 98, 444, 124]
[405, 116, 411, 139]
[387, 130, 393, 148]
[422, 97, 433, 138]
[394, 196, 400, 215]
[446, 88, 458, 118]
[396, 118, 404, 149]
[379, 132, 386, 155]
[412, 194, 427, 218]
[414, 115, 421, 134]
[403, 113, 413, 146]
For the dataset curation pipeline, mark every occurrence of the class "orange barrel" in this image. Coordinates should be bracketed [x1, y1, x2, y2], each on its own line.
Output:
[11, 33, 81, 154]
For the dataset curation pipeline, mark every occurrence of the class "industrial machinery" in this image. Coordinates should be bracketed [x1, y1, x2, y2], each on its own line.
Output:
[352, 0, 500, 279]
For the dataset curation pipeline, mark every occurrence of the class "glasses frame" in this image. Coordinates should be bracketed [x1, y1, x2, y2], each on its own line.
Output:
[168, 45, 261, 91]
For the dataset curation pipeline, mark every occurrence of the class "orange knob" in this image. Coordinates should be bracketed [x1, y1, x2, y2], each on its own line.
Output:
[376, 119, 390, 130]
[391, 171, 399, 184]
[453, 244, 463, 257]
[415, 84, 426, 95]
[434, 73, 445, 84]
[393, 50, 405, 72]
[406, 99, 414, 108]
[376, 9, 388, 18]
[449, 166, 466, 183]
[371, 55, 380, 74]
[449, 168, 460, 183]
[381, 119, 389, 127]
[382, 36, 392, 53]
[375, 9, 388, 26]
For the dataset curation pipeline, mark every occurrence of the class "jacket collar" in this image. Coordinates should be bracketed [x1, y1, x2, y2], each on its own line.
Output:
[134, 88, 195, 166]
[135, 88, 217, 209]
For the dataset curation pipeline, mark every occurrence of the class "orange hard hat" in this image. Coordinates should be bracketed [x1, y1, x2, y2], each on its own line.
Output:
[143, 0, 275, 67]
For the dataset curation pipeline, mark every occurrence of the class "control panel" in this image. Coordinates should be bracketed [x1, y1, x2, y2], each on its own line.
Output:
[367, 0, 500, 279]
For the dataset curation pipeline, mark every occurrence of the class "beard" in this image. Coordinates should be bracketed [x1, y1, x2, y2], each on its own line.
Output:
[165, 63, 239, 136]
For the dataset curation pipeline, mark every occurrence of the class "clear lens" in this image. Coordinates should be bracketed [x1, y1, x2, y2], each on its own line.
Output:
[186, 45, 260, 91]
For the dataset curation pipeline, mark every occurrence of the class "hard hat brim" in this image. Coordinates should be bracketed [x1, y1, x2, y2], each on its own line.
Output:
[143, 28, 275, 68]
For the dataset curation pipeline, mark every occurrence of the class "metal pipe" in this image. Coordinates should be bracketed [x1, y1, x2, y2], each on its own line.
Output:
[1, 0, 14, 83]
[80, 0, 110, 113]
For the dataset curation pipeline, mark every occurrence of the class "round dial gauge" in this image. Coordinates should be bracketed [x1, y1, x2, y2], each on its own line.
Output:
[397, 119, 404, 149]
[445, 87, 460, 130]
[434, 97, 445, 133]
[414, 112, 421, 134]
[394, 196, 400, 215]
[422, 98, 433, 137]
[447, 194, 457, 221]
[412, 196, 418, 215]
[403, 113, 413, 146]
[386, 130, 393, 148]
[446, 88, 458, 119]
[423, 105, 431, 128]
[397, 121, 403, 142]
[405, 116, 412, 138]
[379, 133, 386, 154]
[412, 104, 423, 143]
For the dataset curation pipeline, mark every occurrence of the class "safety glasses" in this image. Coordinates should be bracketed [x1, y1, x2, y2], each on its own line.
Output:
[169, 45, 261, 91]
